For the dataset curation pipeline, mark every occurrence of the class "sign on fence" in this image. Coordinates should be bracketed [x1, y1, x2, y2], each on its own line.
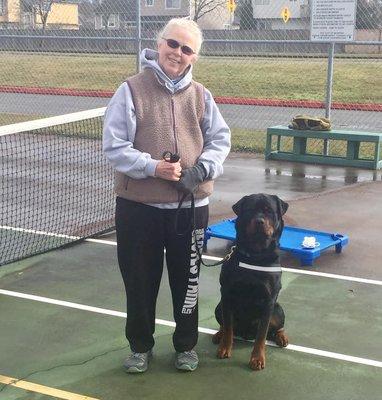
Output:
[281, 7, 291, 24]
[227, 0, 236, 13]
[310, 0, 357, 42]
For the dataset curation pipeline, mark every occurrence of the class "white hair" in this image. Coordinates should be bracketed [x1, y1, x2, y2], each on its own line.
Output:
[157, 18, 203, 55]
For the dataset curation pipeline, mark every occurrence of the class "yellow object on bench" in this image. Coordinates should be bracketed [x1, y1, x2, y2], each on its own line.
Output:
[289, 115, 331, 131]
[265, 125, 382, 169]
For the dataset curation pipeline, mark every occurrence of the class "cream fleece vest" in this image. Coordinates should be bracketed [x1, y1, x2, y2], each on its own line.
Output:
[114, 68, 214, 204]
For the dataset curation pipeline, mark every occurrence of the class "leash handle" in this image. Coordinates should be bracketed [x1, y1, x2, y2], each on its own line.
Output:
[162, 151, 180, 163]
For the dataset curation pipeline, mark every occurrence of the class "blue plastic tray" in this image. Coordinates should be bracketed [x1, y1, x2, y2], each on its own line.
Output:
[205, 219, 349, 266]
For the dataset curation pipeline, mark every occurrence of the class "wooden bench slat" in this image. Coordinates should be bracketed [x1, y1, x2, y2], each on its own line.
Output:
[267, 125, 382, 142]
[265, 125, 382, 170]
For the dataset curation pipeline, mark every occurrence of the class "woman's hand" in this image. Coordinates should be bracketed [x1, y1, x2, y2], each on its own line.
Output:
[155, 160, 182, 181]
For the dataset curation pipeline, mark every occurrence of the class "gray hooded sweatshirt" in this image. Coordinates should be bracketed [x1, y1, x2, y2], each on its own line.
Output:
[103, 48, 231, 208]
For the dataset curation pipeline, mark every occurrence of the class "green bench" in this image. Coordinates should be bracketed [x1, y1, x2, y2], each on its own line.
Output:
[265, 125, 382, 169]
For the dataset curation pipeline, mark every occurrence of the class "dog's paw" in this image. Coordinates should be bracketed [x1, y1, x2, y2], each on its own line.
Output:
[274, 329, 289, 347]
[249, 356, 265, 371]
[249, 347, 266, 371]
[217, 345, 232, 359]
[212, 331, 223, 345]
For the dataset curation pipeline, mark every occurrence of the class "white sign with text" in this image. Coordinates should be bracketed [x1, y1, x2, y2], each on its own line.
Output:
[310, 0, 357, 42]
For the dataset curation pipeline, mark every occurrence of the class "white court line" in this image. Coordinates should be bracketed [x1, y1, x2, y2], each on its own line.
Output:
[1, 289, 381, 369]
[85, 238, 382, 286]
[0, 225, 80, 240]
[86, 238, 116, 246]
[3, 227, 382, 286]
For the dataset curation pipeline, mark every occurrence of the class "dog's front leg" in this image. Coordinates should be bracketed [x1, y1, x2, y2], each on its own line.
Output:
[249, 305, 273, 371]
[217, 296, 234, 359]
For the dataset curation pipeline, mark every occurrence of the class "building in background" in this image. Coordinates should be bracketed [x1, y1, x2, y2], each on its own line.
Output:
[142, 0, 189, 29]
[94, 0, 135, 30]
[189, 0, 235, 30]
[0, 0, 79, 29]
[251, 0, 309, 30]
[94, 0, 189, 30]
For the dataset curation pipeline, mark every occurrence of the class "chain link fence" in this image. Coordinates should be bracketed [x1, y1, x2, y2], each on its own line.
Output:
[0, 0, 381, 154]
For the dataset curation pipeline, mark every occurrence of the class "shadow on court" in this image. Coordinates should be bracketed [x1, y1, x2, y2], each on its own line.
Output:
[1, 156, 381, 400]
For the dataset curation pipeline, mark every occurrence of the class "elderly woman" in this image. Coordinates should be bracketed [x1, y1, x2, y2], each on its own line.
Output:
[103, 18, 230, 373]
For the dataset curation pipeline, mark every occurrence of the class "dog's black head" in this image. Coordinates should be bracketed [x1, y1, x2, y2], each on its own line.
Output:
[232, 194, 289, 255]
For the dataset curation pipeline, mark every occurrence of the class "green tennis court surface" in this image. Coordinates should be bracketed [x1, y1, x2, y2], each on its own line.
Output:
[1, 110, 382, 399]
[1, 235, 381, 400]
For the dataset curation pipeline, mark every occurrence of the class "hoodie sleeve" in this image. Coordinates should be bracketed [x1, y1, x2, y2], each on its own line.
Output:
[102, 82, 159, 179]
[198, 88, 231, 180]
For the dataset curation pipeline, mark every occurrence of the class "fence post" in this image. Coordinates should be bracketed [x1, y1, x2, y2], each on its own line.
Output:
[324, 42, 335, 155]
[135, 0, 141, 73]
[325, 42, 335, 120]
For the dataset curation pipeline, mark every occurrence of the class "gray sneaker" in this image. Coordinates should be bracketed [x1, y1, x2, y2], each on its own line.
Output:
[124, 350, 152, 373]
[175, 350, 199, 371]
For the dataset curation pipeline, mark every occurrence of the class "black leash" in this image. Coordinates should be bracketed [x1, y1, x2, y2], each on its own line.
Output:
[173, 191, 196, 237]
[175, 191, 234, 267]
[162, 151, 196, 236]
[163, 151, 233, 267]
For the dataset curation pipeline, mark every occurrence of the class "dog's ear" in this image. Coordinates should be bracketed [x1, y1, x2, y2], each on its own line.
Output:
[271, 195, 289, 216]
[232, 196, 248, 216]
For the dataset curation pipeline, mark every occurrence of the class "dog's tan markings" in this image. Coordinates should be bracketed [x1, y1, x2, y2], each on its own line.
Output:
[250, 341, 266, 370]
[246, 218, 274, 238]
[274, 329, 289, 347]
[217, 327, 233, 359]
[215, 194, 289, 371]
[264, 219, 274, 237]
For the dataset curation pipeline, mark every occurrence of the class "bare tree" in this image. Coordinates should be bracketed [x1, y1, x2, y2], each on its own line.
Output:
[191, 0, 227, 22]
[34, 0, 54, 31]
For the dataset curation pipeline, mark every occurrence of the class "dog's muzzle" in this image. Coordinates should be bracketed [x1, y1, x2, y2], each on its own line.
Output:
[246, 216, 274, 238]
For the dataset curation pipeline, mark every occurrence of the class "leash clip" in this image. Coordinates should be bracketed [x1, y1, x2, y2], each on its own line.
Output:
[200, 245, 236, 268]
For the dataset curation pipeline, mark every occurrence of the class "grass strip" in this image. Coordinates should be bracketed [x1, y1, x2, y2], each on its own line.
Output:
[0, 52, 381, 103]
[1, 117, 377, 159]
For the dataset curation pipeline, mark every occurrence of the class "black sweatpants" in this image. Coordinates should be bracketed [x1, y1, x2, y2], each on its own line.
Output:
[115, 197, 209, 353]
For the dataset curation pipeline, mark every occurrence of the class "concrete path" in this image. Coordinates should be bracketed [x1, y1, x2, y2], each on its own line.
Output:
[1, 92, 381, 132]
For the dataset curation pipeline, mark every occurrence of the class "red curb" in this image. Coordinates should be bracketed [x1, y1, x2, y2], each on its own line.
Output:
[1, 86, 381, 112]
[214, 96, 382, 112]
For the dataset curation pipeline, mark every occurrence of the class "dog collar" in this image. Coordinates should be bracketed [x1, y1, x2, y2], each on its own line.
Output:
[238, 262, 281, 273]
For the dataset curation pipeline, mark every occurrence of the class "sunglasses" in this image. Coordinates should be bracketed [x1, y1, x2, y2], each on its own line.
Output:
[162, 38, 195, 56]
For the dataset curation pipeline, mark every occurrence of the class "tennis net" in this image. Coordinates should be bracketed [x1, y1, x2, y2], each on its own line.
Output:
[0, 108, 115, 266]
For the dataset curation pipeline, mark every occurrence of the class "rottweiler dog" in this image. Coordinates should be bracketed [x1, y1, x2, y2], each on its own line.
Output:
[213, 193, 289, 371]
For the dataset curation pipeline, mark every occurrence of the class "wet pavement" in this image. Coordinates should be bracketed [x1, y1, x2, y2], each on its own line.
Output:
[208, 154, 382, 280]
[210, 153, 381, 220]
[1, 154, 381, 400]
